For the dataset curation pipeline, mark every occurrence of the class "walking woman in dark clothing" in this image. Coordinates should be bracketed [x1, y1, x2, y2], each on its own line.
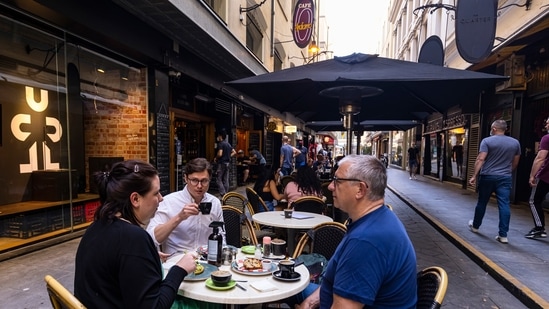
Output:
[75, 160, 197, 309]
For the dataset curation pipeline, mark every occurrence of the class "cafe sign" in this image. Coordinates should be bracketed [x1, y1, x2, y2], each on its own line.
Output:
[292, 0, 315, 48]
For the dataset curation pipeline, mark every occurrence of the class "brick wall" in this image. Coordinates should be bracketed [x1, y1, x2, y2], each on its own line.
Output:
[83, 70, 149, 191]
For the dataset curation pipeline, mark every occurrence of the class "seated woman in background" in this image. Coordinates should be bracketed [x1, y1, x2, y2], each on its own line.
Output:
[253, 168, 284, 211]
[284, 166, 323, 205]
[74, 160, 198, 309]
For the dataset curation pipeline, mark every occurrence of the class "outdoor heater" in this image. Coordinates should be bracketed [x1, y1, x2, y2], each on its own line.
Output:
[319, 85, 383, 154]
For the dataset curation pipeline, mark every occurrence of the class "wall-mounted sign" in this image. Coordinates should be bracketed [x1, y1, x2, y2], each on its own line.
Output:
[418, 35, 444, 66]
[292, 0, 315, 49]
[284, 125, 297, 133]
[455, 0, 497, 64]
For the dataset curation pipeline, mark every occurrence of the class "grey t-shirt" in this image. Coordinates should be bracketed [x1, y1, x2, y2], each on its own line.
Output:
[479, 135, 521, 176]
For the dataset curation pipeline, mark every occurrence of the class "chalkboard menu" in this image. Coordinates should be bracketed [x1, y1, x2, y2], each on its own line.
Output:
[249, 131, 260, 150]
[265, 132, 274, 167]
[156, 112, 171, 196]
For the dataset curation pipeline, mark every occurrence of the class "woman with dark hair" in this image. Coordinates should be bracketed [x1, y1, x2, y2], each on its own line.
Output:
[284, 166, 323, 205]
[75, 160, 197, 309]
[253, 168, 284, 211]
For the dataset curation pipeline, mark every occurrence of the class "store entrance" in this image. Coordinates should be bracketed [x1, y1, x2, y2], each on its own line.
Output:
[171, 111, 215, 192]
[446, 128, 468, 183]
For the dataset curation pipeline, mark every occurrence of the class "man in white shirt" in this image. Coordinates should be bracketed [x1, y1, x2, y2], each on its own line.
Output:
[147, 158, 224, 254]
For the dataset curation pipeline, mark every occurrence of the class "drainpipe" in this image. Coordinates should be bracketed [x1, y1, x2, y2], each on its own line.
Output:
[270, 0, 275, 57]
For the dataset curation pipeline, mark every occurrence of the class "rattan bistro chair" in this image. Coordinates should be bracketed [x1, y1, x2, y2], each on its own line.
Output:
[280, 175, 294, 190]
[245, 187, 270, 215]
[292, 222, 347, 260]
[291, 196, 326, 215]
[244, 187, 277, 242]
[222, 205, 258, 247]
[416, 266, 449, 309]
[45, 275, 86, 309]
[222, 191, 249, 213]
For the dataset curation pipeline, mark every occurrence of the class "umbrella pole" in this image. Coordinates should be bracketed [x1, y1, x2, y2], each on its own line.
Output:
[346, 128, 353, 155]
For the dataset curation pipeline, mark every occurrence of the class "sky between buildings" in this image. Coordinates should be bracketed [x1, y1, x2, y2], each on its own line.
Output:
[323, 1, 390, 57]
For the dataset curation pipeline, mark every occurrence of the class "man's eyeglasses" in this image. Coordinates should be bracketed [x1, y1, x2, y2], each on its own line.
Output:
[332, 176, 363, 186]
[187, 178, 210, 186]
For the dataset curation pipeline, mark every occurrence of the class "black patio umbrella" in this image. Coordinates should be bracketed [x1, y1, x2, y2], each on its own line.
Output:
[226, 53, 508, 125]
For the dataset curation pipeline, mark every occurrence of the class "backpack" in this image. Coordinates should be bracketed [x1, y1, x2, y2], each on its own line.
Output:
[295, 253, 328, 284]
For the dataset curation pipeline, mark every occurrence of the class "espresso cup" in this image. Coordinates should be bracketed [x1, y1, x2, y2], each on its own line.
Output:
[262, 259, 272, 271]
[284, 209, 293, 219]
[199, 202, 212, 214]
[271, 239, 286, 256]
[278, 260, 295, 278]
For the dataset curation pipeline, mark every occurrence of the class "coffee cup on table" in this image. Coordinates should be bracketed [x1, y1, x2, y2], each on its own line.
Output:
[262, 259, 272, 271]
[271, 239, 286, 256]
[278, 260, 295, 278]
[284, 208, 293, 218]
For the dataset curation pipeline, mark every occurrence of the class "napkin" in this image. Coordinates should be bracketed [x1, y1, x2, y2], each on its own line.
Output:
[250, 280, 278, 292]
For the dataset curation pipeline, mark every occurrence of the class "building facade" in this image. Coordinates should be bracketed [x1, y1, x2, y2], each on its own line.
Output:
[382, 0, 549, 203]
[0, 0, 324, 258]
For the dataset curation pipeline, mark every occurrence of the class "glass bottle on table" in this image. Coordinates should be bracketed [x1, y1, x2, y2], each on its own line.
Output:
[255, 244, 262, 259]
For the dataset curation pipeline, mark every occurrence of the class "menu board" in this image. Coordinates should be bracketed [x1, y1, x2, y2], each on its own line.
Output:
[156, 112, 171, 196]
[249, 131, 260, 150]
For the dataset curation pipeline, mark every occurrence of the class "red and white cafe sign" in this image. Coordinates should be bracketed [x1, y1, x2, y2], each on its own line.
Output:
[292, 0, 315, 49]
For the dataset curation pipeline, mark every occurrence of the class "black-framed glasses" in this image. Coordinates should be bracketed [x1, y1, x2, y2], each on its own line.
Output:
[332, 176, 363, 186]
[187, 178, 210, 186]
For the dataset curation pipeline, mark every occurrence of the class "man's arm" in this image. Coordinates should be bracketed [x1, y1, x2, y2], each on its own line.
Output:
[230, 148, 237, 157]
[150, 204, 199, 244]
[468, 152, 487, 186]
[292, 146, 301, 157]
[152, 216, 185, 244]
[295, 286, 320, 309]
[512, 154, 520, 170]
[529, 149, 548, 186]
[332, 294, 365, 309]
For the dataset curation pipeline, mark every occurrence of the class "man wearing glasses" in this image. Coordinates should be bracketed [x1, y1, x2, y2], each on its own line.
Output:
[147, 158, 224, 254]
[297, 155, 417, 308]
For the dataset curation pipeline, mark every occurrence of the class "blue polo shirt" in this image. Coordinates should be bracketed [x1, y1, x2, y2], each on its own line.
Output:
[319, 206, 417, 308]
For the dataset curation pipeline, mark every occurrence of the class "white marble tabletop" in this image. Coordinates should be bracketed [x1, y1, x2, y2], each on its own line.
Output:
[252, 211, 333, 229]
[252, 211, 333, 255]
[163, 250, 310, 305]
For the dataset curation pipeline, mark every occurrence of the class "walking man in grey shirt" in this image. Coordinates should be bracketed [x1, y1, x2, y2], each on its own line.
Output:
[468, 119, 521, 243]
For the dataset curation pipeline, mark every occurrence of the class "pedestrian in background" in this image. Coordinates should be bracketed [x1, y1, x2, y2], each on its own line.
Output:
[295, 140, 308, 168]
[525, 117, 549, 239]
[407, 142, 420, 179]
[280, 135, 300, 176]
[75, 160, 197, 308]
[214, 130, 236, 196]
[468, 119, 521, 243]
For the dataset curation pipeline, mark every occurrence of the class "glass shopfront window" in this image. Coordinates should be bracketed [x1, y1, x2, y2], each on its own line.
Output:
[446, 128, 468, 180]
[390, 131, 404, 167]
[0, 16, 147, 255]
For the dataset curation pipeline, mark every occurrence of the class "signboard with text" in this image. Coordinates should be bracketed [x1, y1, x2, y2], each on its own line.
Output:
[292, 0, 315, 48]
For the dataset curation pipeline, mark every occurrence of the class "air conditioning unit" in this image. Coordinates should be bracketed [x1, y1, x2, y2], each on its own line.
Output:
[495, 55, 527, 92]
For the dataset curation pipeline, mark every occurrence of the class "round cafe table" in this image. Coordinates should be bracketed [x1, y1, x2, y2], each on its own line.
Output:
[164, 250, 309, 305]
[252, 211, 333, 254]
